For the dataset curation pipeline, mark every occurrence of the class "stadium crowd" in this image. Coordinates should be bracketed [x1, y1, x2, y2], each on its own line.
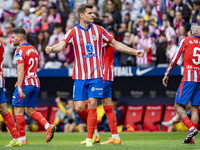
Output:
[0, 0, 198, 68]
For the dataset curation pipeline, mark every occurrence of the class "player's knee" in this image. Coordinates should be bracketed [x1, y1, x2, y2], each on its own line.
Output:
[0, 106, 8, 115]
[25, 109, 34, 117]
[88, 101, 96, 109]
[75, 106, 84, 112]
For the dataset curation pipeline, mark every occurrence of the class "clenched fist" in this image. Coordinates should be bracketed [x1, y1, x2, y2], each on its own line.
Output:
[45, 46, 52, 54]
[136, 50, 144, 58]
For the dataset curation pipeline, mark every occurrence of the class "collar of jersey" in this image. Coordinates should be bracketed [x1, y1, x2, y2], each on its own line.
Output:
[192, 35, 200, 39]
[78, 23, 92, 31]
[20, 43, 30, 46]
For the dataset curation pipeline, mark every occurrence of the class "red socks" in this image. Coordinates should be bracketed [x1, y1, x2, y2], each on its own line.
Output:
[2, 112, 19, 139]
[31, 111, 48, 127]
[103, 105, 118, 134]
[15, 115, 26, 137]
[192, 122, 198, 129]
[87, 109, 97, 139]
[182, 116, 194, 129]
[77, 109, 88, 124]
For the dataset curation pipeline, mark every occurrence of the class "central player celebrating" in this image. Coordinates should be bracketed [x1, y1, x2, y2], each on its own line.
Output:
[45, 4, 144, 147]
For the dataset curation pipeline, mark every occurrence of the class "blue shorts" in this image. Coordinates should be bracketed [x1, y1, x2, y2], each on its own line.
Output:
[12, 86, 40, 108]
[103, 80, 112, 98]
[175, 82, 200, 106]
[73, 78, 103, 101]
[0, 88, 7, 104]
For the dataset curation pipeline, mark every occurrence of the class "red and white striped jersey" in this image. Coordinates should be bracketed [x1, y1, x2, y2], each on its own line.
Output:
[165, 35, 200, 82]
[0, 41, 4, 88]
[15, 43, 40, 87]
[62, 23, 114, 80]
[102, 42, 115, 81]
[136, 36, 153, 65]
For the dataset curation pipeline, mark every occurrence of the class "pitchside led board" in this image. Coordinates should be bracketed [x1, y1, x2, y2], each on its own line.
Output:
[3, 66, 182, 101]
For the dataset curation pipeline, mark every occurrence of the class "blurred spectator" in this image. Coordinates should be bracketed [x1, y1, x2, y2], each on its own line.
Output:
[35, 0, 49, 16]
[105, 0, 122, 30]
[143, 4, 159, 26]
[121, 2, 132, 22]
[36, 5, 49, 24]
[93, 5, 99, 16]
[117, 23, 127, 42]
[103, 0, 122, 14]
[88, 0, 97, 5]
[163, 18, 176, 43]
[103, 12, 115, 33]
[45, 23, 66, 69]
[120, 32, 136, 66]
[36, 31, 48, 68]
[63, 20, 74, 68]
[35, 12, 54, 34]
[156, 33, 168, 66]
[140, 0, 157, 18]
[12, 0, 24, 27]
[47, 4, 62, 24]
[147, 16, 160, 39]
[124, 13, 133, 32]
[173, 10, 190, 34]
[135, 26, 153, 66]
[173, 0, 191, 23]
[192, 0, 200, 25]
[19, 1, 37, 33]
[166, 40, 182, 66]
[2, 22, 15, 68]
[176, 25, 188, 45]
[54, 97, 76, 132]
[132, 17, 146, 38]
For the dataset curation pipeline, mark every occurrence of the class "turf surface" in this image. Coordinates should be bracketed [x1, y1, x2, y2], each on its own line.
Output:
[0, 132, 200, 150]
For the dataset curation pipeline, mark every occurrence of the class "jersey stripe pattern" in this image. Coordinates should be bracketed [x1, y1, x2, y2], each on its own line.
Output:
[0, 41, 5, 88]
[165, 35, 200, 82]
[63, 24, 114, 80]
[15, 43, 40, 87]
[102, 34, 115, 81]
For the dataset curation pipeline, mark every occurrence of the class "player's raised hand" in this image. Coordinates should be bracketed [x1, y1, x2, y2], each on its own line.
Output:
[18, 87, 26, 98]
[162, 76, 169, 87]
[45, 46, 52, 54]
[136, 50, 144, 58]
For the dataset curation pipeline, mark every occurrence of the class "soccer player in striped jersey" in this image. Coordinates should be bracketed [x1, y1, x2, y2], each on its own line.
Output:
[163, 25, 200, 144]
[45, 4, 144, 147]
[0, 41, 23, 147]
[12, 27, 56, 144]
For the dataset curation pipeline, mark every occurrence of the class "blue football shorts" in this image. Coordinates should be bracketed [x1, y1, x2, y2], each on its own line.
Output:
[102, 80, 113, 98]
[73, 78, 103, 101]
[0, 88, 7, 104]
[175, 81, 200, 106]
[12, 86, 40, 108]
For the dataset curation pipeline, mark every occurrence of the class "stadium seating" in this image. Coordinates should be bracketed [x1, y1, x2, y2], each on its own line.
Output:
[124, 105, 144, 131]
[162, 104, 176, 131]
[143, 105, 163, 131]
[35, 106, 49, 131]
[48, 106, 59, 124]
[117, 105, 126, 125]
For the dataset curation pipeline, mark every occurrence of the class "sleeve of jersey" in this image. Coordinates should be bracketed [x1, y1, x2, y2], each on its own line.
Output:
[15, 49, 24, 64]
[62, 29, 73, 47]
[165, 38, 185, 76]
[101, 27, 114, 44]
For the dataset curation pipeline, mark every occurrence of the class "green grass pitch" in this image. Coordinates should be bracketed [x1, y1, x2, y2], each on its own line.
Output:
[0, 132, 200, 150]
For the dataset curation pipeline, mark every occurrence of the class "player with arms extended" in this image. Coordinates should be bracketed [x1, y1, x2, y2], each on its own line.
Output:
[163, 25, 200, 144]
[45, 4, 144, 147]
[0, 41, 23, 147]
[12, 27, 55, 144]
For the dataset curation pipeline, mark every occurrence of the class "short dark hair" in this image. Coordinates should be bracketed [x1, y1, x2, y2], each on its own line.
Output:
[142, 26, 149, 32]
[78, 4, 93, 18]
[54, 23, 63, 28]
[12, 27, 26, 36]
[93, 17, 103, 26]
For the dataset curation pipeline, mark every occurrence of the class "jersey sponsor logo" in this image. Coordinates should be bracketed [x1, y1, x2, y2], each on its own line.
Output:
[136, 67, 154, 76]
[83, 43, 97, 58]
[91, 87, 103, 91]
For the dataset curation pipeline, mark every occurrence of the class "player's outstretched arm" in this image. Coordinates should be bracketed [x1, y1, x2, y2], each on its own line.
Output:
[109, 39, 144, 57]
[45, 41, 66, 54]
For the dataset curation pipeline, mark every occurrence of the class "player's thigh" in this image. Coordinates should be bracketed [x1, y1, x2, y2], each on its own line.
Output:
[175, 82, 196, 105]
[0, 88, 7, 106]
[73, 80, 88, 101]
[191, 83, 200, 106]
[88, 78, 103, 99]
[27, 87, 40, 108]
[12, 86, 35, 107]
[102, 80, 112, 100]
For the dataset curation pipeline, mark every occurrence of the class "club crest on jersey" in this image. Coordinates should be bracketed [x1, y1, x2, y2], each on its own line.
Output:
[93, 35, 97, 41]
